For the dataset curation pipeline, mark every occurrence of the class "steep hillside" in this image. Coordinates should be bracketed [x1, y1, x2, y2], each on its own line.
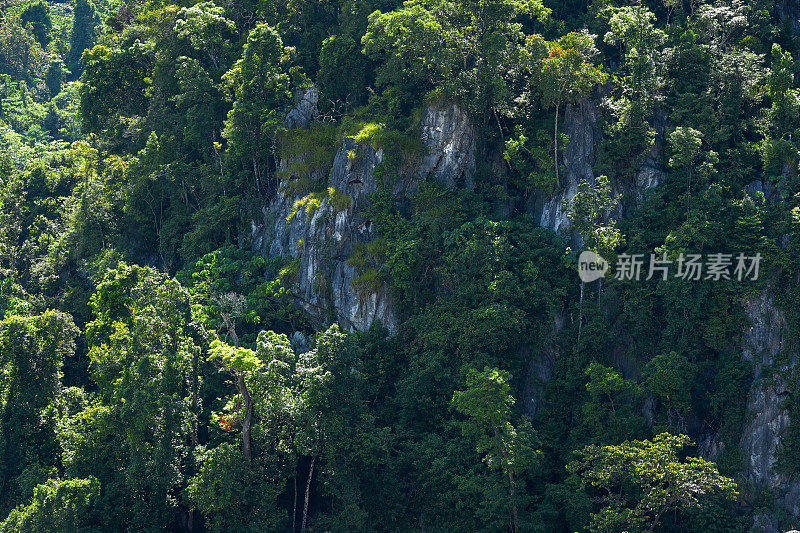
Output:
[1, 0, 800, 531]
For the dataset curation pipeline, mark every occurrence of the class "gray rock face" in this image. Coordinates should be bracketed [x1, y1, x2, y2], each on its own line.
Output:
[252, 137, 398, 334]
[290, 331, 310, 353]
[531, 99, 666, 234]
[417, 103, 476, 190]
[532, 99, 598, 233]
[635, 164, 664, 190]
[635, 109, 667, 192]
[739, 291, 800, 531]
[522, 312, 563, 417]
[743, 291, 788, 379]
[285, 86, 319, 128]
[741, 376, 791, 491]
[745, 179, 783, 205]
[776, 0, 800, 37]
[254, 102, 477, 335]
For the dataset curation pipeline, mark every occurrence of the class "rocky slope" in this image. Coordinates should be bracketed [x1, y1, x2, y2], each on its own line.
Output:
[254, 90, 799, 529]
[528, 98, 664, 233]
[251, 99, 475, 334]
[739, 290, 800, 532]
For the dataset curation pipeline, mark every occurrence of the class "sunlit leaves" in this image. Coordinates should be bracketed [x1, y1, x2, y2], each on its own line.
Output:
[569, 433, 737, 532]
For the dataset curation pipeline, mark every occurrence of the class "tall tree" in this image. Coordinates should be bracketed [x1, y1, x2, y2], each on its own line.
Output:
[532, 31, 606, 187]
[452, 367, 540, 533]
[68, 264, 197, 529]
[601, 5, 666, 179]
[174, 1, 236, 72]
[0, 311, 78, 514]
[67, 0, 99, 77]
[0, 17, 47, 78]
[20, 1, 52, 48]
[363, 0, 550, 124]
[760, 43, 800, 180]
[222, 23, 292, 196]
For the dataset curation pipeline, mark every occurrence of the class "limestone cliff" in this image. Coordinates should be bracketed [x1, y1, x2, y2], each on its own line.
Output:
[251, 101, 476, 335]
[739, 290, 800, 532]
[251, 137, 398, 334]
[530, 98, 664, 233]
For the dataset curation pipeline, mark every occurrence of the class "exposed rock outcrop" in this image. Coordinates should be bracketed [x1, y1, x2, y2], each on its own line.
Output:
[253, 102, 477, 335]
[530, 99, 665, 234]
[633, 109, 667, 193]
[776, 0, 800, 37]
[522, 312, 563, 417]
[290, 331, 310, 353]
[285, 86, 319, 128]
[531, 99, 599, 233]
[252, 137, 397, 334]
[738, 290, 800, 531]
[417, 103, 476, 190]
[745, 179, 783, 205]
[742, 291, 788, 380]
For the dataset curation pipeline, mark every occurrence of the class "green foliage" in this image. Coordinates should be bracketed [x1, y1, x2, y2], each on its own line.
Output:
[569, 433, 738, 532]
[288, 186, 351, 221]
[598, 5, 666, 180]
[317, 33, 370, 106]
[759, 43, 800, 177]
[222, 23, 293, 195]
[175, 2, 236, 72]
[504, 125, 559, 194]
[581, 362, 644, 444]
[0, 310, 78, 514]
[187, 443, 286, 532]
[79, 44, 149, 137]
[364, 0, 550, 118]
[452, 367, 541, 532]
[533, 31, 607, 186]
[276, 123, 339, 194]
[642, 351, 697, 427]
[0, 16, 48, 79]
[568, 174, 624, 258]
[1, 0, 799, 529]
[20, 1, 52, 48]
[0, 477, 100, 532]
[452, 367, 540, 474]
[67, 0, 99, 77]
[66, 264, 198, 528]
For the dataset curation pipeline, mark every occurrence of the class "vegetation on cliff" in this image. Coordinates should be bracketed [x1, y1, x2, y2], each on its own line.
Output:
[1, 0, 800, 531]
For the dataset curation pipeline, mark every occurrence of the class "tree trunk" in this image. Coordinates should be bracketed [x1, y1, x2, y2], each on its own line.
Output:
[506, 464, 519, 533]
[237, 373, 253, 460]
[252, 155, 261, 196]
[686, 165, 692, 221]
[221, 312, 251, 459]
[221, 312, 240, 349]
[494, 108, 504, 143]
[301, 455, 316, 533]
[597, 277, 602, 308]
[491, 423, 519, 533]
[191, 349, 198, 448]
[554, 103, 560, 188]
[293, 474, 298, 533]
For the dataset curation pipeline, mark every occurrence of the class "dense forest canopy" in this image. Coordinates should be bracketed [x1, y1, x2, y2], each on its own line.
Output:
[1, 0, 800, 531]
